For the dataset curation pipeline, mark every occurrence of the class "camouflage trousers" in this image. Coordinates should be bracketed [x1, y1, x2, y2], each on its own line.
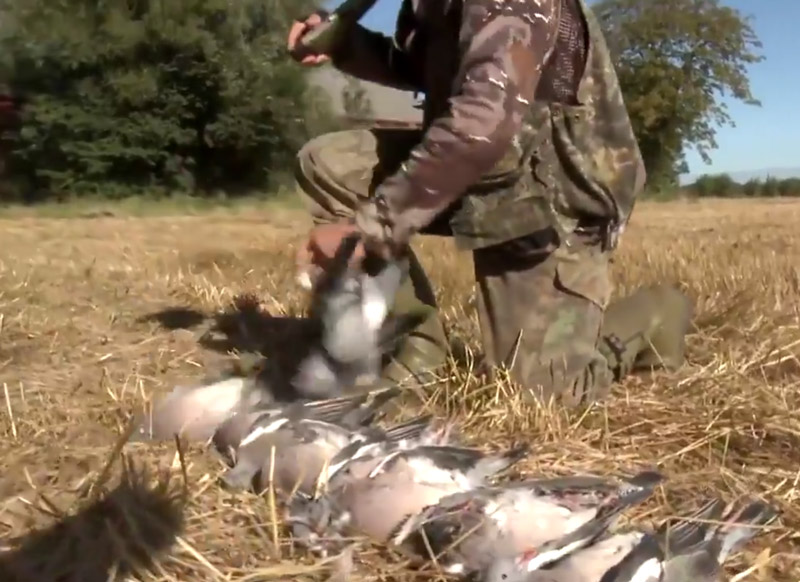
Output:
[295, 127, 615, 406]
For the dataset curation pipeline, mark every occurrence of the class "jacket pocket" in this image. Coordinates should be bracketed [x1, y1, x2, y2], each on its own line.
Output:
[448, 178, 555, 251]
[550, 103, 645, 223]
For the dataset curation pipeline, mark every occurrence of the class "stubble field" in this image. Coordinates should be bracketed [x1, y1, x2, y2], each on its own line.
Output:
[0, 197, 798, 581]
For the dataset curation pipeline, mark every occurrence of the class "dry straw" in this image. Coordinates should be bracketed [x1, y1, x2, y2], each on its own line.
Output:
[0, 198, 797, 580]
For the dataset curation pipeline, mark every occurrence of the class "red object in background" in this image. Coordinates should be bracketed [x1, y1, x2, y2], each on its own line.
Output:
[0, 92, 16, 111]
[0, 93, 20, 123]
[0, 93, 19, 179]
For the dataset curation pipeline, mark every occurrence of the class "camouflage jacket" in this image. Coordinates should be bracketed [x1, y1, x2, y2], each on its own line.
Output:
[331, 0, 646, 252]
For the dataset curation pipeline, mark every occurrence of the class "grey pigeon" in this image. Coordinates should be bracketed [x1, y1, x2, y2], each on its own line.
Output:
[320, 416, 462, 480]
[603, 497, 778, 582]
[291, 234, 416, 400]
[131, 236, 408, 445]
[211, 387, 400, 465]
[391, 470, 664, 576]
[129, 374, 275, 443]
[130, 235, 416, 443]
[218, 412, 440, 496]
[480, 497, 779, 582]
[282, 420, 462, 554]
[289, 443, 531, 549]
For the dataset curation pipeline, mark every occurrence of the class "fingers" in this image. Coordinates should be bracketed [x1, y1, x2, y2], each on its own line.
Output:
[287, 13, 330, 65]
[295, 238, 319, 290]
[305, 13, 324, 27]
[350, 241, 366, 267]
[296, 233, 332, 271]
[295, 229, 333, 290]
[287, 21, 307, 53]
[295, 224, 371, 290]
[295, 237, 313, 273]
[287, 14, 323, 49]
[301, 54, 331, 66]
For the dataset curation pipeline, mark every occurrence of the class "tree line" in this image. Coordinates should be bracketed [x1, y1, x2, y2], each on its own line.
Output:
[0, 0, 766, 202]
[686, 174, 800, 198]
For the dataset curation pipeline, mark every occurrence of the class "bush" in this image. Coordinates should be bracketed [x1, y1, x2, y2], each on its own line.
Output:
[0, 0, 335, 201]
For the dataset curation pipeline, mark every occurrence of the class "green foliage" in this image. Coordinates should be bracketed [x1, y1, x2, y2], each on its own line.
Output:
[0, 0, 772, 203]
[0, 0, 335, 201]
[686, 174, 800, 198]
[595, 0, 764, 190]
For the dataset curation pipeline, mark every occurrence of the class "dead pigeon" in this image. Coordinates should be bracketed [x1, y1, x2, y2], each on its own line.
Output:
[320, 423, 438, 482]
[129, 374, 275, 443]
[603, 497, 778, 582]
[391, 470, 664, 576]
[480, 496, 778, 582]
[291, 234, 415, 400]
[290, 443, 531, 548]
[219, 412, 438, 496]
[211, 387, 400, 465]
[129, 236, 419, 444]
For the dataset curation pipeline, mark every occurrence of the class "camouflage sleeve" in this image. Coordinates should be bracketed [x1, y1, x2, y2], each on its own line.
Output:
[353, 0, 559, 253]
[330, 1, 423, 92]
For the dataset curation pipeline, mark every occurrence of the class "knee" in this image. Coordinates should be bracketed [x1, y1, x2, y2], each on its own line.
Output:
[293, 129, 375, 216]
[293, 132, 329, 186]
[295, 129, 369, 174]
[293, 131, 349, 219]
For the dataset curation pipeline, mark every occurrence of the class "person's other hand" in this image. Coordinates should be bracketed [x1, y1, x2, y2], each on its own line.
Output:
[295, 222, 365, 289]
[287, 12, 331, 66]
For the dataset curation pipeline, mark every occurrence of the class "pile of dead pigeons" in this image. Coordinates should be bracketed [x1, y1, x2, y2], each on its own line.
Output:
[129, 235, 779, 582]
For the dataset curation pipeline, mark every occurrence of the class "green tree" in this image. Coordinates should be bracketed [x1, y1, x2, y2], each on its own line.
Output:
[761, 176, 780, 197]
[0, 0, 333, 201]
[690, 175, 713, 198]
[690, 173, 740, 198]
[741, 178, 762, 197]
[342, 76, 374, 119]
[594, 0, 764, 190]
[778, 178, 800, 197]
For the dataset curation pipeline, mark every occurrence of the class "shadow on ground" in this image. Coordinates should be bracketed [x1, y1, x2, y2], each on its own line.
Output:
[140, 294, 484, 393]
[139, 296, 323, 403]
[139, 294, 317, 361]
[138, 306, 208, 330]
[0, 458, 187, 582]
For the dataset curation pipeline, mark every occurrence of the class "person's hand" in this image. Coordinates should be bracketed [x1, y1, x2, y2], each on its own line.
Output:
[287, 12, 332, 66]
[295, 222, 365, 289]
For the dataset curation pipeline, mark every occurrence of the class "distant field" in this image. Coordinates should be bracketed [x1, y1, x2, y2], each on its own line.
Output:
[0, 197, 798, 581]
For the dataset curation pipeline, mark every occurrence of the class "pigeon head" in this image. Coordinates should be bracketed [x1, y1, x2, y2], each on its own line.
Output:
[285, 493, 338, 533]
[284, 493, 351, 557]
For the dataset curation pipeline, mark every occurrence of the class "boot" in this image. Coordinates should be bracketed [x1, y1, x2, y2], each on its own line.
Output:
[380, 251, 449, 388]
[598, 284, 693, 380]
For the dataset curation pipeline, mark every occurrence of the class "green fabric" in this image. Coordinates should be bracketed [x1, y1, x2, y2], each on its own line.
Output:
[379, 252, 449, 387]
[473, 235, 615, 406]
[445, 0, 647, 251]
[598, 284, 693, 379]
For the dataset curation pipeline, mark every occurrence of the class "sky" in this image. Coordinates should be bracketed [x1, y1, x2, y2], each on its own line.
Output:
[324, 1, 796, 178]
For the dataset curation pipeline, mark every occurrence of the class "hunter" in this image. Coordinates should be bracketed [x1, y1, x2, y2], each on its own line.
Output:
[287, 0, 692, 406]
